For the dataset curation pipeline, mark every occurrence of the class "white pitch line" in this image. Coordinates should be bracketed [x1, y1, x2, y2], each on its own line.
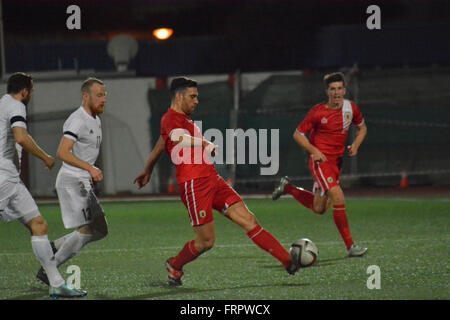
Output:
[346, 197, 450, 202]
[35, 194, 450, 205]
[0, 237, 448, 257]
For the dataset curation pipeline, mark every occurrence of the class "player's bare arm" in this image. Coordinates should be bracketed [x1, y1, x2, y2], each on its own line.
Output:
[13, 126, 54, 170]
[57, 136, 103, 181]
[171, 128, 217, 155]
[347, 123, 367, 157]
[170, 128, 204, 147]
[293, 131, 327, 162]
[134, 135, 165, 189]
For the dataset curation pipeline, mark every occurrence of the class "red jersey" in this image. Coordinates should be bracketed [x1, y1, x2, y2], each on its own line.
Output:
[161, 108, 217, 184]
[296, 100, 364, 158]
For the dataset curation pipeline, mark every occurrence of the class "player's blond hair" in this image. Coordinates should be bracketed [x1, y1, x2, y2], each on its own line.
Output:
[81, 77, 105, 94]
[323, 72, 346, 88]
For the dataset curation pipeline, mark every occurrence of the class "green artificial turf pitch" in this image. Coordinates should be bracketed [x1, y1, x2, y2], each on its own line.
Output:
[0, 197, 448, 300]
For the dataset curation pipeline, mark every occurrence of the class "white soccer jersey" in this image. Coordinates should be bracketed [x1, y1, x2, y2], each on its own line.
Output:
[0, 94, 27, 183]
[59, 106, 102, 177]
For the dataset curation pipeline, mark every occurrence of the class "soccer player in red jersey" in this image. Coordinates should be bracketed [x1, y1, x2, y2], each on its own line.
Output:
[272, 72, 368, 257]
[135, 77, 300, 286]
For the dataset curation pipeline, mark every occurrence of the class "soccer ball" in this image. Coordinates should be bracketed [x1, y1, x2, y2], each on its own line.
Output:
[290, 238, 318, 268]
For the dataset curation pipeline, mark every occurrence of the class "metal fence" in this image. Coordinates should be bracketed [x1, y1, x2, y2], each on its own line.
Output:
[148, 66, 450, 193]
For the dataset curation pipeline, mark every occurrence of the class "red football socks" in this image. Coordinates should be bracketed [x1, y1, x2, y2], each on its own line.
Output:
[285, 184, 314, 210]
[173, 226, 293, 270]
[247, 225, 291, 268]
[171, 240, 201, 270]
[332, 204, 354, 250]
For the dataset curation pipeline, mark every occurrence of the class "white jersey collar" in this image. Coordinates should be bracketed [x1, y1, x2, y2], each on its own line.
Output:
[80, 106, 97, 119]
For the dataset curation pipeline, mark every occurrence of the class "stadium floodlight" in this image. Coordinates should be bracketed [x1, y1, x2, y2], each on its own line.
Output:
[153, 28, 173, 40]
[107, 34, 139, 72]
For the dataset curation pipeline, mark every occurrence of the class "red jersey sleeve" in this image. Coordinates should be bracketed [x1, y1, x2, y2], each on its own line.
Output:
[351, 102, 364, 126]
[296, 107, 318, 135]
[161, 113, 184, 143]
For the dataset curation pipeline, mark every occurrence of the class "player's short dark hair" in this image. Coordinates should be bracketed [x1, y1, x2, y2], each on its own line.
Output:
[323, 72, 346, 88]
[7, 72, 33, 94]
[81, 77, 104, 94]
[170, 77, 197, 96]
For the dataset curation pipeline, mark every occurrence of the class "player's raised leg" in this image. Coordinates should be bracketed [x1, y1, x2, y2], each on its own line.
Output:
[52, 204, 107, 253]
[54, 223, 102, 267]
[272, 176, 331, 214]
[37, 183, 108, 286]
[272, 176, 292, 200]
[37, 233, 74, 285]
[38, 214, 108, 284]
[225, 201, 299, 274]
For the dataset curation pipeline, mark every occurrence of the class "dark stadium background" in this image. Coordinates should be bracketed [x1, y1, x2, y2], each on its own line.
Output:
[3, 0, 449, 74]
[1, 0, 449, 196]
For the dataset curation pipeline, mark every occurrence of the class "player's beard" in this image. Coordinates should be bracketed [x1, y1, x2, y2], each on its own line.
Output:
[89, 101, 105, 116]
[182, 104, 194, 115]
[22, 92, 31, 106]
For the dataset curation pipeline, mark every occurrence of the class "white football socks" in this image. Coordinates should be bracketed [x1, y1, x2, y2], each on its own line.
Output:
[53, 231, 77, 250]
[55, 231, 93, 267]
[31, 235, 65, 288]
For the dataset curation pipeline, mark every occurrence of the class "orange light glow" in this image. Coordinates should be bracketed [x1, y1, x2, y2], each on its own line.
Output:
[152, 28, 173, 40]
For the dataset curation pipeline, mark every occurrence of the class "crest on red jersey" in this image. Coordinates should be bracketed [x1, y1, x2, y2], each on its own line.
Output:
[321, 117, 328, 124]
[344, 112, 352, 122]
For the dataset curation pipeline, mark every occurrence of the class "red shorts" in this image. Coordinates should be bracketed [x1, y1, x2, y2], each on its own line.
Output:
[309, 156, 343, 195]
[178, 174, 242, 227]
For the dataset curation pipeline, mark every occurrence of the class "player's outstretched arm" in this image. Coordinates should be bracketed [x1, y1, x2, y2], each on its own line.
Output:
[293, 131, 327, 162]
[348, 123, 367, 157]
[134, 135, 165, 189]
[57, 136, 103, 181]
[171, 129, 217, 156]
[13, 126, 54, 170]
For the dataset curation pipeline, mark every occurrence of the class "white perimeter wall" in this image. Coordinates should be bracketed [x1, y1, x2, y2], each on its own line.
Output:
[1, 77, 157, 196]
[0, 70, 301, 196]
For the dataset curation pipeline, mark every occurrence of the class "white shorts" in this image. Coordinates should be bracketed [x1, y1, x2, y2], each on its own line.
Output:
[0, 179, 40, 225]
[55, 170, 104, 229]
